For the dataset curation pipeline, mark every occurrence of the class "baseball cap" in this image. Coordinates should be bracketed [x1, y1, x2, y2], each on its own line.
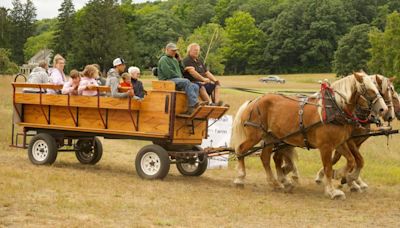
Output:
[113, 57, 125, 66]
[166, 43, 178, 51]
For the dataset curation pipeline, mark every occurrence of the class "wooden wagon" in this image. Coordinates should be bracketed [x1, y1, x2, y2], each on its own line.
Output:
[11, 79, 228, 179]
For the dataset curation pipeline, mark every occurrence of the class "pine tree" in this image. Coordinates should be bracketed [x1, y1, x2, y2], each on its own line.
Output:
[0, 7, 11, 49]
[9, 0, 36, 64]
[52, 0, 75, 58]
[69, 0, 128, 70]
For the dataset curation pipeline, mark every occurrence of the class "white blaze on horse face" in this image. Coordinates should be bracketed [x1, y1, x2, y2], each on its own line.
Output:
[362, 75, 388, 116]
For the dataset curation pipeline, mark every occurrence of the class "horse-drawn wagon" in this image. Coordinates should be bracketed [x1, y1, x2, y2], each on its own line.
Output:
[11, 77, 228, 179]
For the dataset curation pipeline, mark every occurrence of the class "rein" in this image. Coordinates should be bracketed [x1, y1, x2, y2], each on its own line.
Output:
[238, 80, 381, 159]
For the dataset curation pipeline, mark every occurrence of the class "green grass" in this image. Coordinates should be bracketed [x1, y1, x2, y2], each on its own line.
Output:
[0, 74, 400, 227]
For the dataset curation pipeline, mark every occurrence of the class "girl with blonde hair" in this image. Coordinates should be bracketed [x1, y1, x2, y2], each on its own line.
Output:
[48, 54, 66, 94]
[78, 64, 99, 96]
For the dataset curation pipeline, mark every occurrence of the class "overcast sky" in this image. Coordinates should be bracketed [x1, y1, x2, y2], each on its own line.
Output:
[0, 0, 152, 19]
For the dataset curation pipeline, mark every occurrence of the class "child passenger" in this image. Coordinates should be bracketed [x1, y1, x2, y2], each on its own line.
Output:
[78, 64, 99, 96]
[119, 72, 132, 87]
[62, 69, 81, 95]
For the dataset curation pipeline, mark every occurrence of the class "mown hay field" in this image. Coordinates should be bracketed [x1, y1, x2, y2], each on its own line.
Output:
[0, 74, 400, 227]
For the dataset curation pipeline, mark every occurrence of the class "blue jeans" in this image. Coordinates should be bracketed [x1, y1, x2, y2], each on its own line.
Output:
[170, 78, 199, 107]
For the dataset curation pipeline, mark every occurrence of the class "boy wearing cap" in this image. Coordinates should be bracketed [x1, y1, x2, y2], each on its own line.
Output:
[106, 57, 134, 98]
[157, 43, 201, 115]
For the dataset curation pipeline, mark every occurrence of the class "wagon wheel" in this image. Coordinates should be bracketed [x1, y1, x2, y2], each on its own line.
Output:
[176, 146, 208, 177]
[135, 144, 170, 180]
[28, 133, 58, 165]
[75, 137, 103, 165]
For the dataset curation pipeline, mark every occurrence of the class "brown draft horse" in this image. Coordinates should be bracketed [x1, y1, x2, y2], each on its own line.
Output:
[264, 75, 397, 193]
[231, 72, 388, 199]
[315, 75, 399, 191]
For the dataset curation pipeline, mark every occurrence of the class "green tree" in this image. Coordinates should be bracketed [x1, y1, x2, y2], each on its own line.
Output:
[52, 0, 75, 58]
[368, 11, 400, 88]
[167, 0, 215, 30]
[24, 31, 54, 61]
[34, 18, 57, 35]
[177, 23, 226, 75]
[332, 24, 373, 77]
[9, 0, 36, 64]
[212, 0, 243, 26]
[130, 10, 186, 69]
[0, 7, 11, 50]
[69, 0, 128, 71]
[265, 0, 350, 73]
[222, 11, 265, 74]
[0, 48, 19, 74]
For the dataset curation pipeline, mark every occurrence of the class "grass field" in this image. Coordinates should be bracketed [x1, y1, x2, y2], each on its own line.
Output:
[1, 74, 400, 227]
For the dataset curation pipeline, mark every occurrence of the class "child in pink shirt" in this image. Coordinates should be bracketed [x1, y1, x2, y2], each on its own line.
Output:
[78, 65, 99, 96]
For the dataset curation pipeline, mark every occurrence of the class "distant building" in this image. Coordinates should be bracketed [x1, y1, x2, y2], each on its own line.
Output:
[20, 49, 53, 75]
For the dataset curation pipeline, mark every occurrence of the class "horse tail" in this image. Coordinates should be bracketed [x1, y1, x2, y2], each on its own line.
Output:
[230, 100, 251, 152]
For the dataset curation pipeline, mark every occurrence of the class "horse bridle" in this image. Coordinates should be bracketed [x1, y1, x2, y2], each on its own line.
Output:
[356, 82, 384, 111]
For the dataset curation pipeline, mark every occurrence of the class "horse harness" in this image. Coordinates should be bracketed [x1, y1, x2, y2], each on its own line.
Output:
[239, 82, 380, 159]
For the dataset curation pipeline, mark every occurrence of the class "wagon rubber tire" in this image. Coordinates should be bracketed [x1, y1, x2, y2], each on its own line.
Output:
[28, 133, 58, 165]
[75, 137, 103, 165]
[176, 154, 208, 176]
[135, 144, 170, 180]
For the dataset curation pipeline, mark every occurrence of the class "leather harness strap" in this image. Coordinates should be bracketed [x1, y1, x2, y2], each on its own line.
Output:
[299, 97, 312, 150]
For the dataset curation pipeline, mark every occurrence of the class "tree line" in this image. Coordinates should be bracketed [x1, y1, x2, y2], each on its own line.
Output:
[0, 0, 400, 84]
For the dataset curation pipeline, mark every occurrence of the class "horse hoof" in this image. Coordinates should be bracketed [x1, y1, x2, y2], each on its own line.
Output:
[350, 184, 362, 193]
[330, 190, 346, 200]
[292, 176, 300, 185]
[233, 178, 245, 187]
[358, 182, 369, 190]
[283, 183, 294, 193]
[315, 179, 323, 185]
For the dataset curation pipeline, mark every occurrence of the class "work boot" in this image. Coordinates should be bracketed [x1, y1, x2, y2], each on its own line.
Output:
[216, 101, 224, 106]
[183, 106, 195, 115]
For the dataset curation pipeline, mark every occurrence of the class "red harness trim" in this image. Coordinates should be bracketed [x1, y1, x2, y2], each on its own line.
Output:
[321, 82, 369, 124]
[320, 82, 334, 122]
[344, 108, 369, 123]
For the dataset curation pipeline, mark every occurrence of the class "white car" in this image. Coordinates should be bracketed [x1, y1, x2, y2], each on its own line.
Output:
[259, 75, 286, 84]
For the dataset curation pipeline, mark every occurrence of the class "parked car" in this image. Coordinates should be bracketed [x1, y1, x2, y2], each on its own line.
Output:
[259, 75, 286, 84]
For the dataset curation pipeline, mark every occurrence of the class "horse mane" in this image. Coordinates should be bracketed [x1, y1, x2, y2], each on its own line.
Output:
[375, 74, 389, 96]
[330, 75, 357, 108]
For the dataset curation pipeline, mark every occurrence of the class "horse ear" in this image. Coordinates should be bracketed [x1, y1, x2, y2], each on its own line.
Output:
[353, 72, 364, 83]
[375, 75, 382, 86]
[390, 76, 396, 83]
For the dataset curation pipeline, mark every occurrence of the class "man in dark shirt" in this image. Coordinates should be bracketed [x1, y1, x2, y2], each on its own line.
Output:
[128, 66, 145, 99]
[183, 43, 223, 106]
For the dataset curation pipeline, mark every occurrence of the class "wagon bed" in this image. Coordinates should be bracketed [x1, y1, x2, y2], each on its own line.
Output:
[11, 79, 229, 179]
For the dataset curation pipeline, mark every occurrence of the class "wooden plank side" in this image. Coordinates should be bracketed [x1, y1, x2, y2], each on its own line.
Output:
[138, 111, 169, 134]
[23, 104, 49, 125]
[171, 139, 203, 145]
[18, 123, 168, 138]
[137, 90, 172, 135]
[107, 109, 137, 132]
[50, 106, 76, 127]
[78, 108, 107, 129]
[175, 93, 188, 114]
[173, 119, 206, 142]
[152, 81, 176, 91]
[14, 93, 141, 110]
